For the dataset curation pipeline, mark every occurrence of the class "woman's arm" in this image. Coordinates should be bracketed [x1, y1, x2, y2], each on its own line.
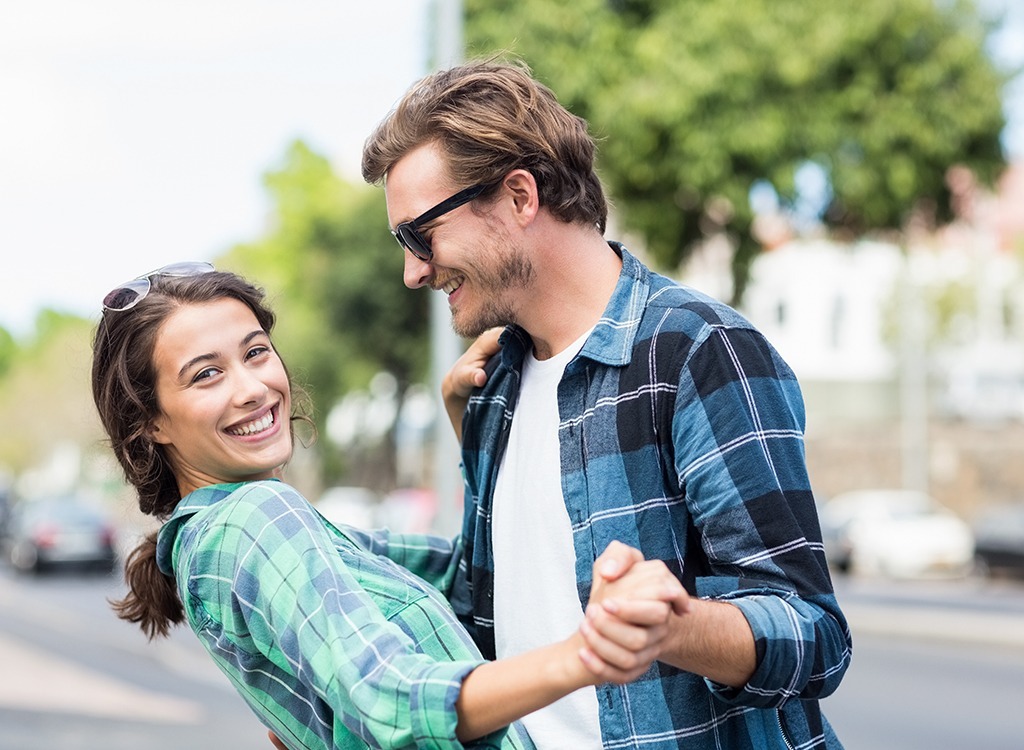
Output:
[454, 543, 687, 741]
[455, 632, 595, 741]
[441, 327, 502, 443]
[224, 483, 677, 748]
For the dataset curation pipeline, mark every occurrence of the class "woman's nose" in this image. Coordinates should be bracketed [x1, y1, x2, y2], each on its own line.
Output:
[236, 370, 270, 405]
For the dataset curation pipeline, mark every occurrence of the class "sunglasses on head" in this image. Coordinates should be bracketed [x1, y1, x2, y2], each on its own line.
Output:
[391, 182, 492, 262]
[102, 261, 216, 311]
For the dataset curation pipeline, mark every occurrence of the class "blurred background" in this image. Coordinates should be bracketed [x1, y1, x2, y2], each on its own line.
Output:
[2, 0, 1024, 748]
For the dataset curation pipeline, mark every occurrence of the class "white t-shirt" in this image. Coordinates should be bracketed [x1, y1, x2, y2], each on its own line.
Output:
[492, 329, 602, 748]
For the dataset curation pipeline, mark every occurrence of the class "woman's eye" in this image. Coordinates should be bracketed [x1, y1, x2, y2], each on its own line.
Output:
[192, 367, 219, 383]
[246, 345, 271, 361]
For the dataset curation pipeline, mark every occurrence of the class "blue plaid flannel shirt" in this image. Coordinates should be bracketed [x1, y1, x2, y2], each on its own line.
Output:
[445, 244, 851, 749]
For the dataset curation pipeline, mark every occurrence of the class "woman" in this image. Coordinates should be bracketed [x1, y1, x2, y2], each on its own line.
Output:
[91, 263, 680, 750]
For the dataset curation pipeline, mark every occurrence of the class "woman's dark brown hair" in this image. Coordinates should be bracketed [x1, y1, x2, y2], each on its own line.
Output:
[91, 270, 311, 638]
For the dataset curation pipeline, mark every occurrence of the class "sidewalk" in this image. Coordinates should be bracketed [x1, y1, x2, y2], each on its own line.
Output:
[834, 574, 1024, 649]
[843, 600, 1024, 648]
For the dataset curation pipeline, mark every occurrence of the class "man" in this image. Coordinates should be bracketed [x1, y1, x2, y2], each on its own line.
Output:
[361, 58, 850, 749]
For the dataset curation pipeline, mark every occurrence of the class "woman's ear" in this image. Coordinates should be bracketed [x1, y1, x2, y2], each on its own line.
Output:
[147, 418, 172, 445]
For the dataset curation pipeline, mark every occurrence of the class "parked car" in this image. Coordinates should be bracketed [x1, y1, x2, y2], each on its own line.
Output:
[818, 489, 975, 579]
[972, 503, 1024, 579]
[0, 487, 11, 537]
[1, 495, 119, 574]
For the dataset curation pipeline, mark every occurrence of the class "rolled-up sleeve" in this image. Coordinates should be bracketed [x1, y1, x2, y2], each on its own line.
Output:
[677, 326, 853, 707]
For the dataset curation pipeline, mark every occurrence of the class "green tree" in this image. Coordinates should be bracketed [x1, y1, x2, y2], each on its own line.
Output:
[220, 141, 429, 480]
[466, 0, 1009, 301]
[0, 311, 99, 476]
[0, 325, 14, 378]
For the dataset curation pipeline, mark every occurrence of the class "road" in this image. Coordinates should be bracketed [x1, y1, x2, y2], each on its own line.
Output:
[825, 574, 1024, 749]
[0, 565, 262, 749]
[1, 564, 1023, 749]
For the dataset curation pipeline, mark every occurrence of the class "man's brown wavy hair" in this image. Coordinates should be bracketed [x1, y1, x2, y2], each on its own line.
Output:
[361, 56, 608, 233]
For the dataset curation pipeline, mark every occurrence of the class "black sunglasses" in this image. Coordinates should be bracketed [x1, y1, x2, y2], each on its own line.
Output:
[391, 183, 491, 262]
[102, 261, 216, 311]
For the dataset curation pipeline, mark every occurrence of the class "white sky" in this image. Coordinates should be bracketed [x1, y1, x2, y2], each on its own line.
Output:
[0, 0, 430, 336]
[1, 0, 1021, 338]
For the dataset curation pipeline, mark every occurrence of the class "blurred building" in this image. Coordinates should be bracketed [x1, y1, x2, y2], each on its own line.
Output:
[681, 161, 1024, 517]
[742, 239, 901, 384]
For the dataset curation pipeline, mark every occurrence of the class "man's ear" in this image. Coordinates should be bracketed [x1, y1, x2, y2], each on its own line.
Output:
[501, 169, 540, 226]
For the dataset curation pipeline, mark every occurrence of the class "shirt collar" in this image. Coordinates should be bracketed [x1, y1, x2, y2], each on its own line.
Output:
[154, 480, 276, 576]
[496, 242, 649, 371]
[580, 242, 648, 366]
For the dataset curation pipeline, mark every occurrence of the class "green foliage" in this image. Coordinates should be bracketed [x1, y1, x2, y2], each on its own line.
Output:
[0, 312, 99, 474]
[219, 141, 429, 472]
[465, 0, 1008, 301]
[0, 325, 14, 377]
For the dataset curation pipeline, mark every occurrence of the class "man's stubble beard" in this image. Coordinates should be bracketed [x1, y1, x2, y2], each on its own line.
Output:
[450, 238, 535, 339]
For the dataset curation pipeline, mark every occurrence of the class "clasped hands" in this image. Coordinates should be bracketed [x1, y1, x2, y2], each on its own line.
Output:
[575, 540, 690, 684]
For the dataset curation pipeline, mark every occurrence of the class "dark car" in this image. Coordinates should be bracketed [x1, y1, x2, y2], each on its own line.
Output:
[1, 496, 118, 574]
[973, 504, 1024, 579]
[0, 487, 11, 537]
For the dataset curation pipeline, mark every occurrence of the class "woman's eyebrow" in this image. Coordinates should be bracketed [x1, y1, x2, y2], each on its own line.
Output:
[176, 330, 269, 379]
[177, 351, 218, 381]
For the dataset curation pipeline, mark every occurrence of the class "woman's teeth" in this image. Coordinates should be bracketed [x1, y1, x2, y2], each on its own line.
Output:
[230, 412, 274, 436]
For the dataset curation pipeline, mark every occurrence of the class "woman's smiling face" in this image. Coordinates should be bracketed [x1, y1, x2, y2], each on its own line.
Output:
[149, 297, 293, 495]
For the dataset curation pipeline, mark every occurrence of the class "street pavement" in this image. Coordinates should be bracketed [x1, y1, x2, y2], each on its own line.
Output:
[833, 573, 1024, 648]
[1, 565, 1022, 750]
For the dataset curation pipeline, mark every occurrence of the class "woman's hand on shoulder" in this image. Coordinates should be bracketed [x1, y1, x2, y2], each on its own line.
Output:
[441, 327, 503, 443]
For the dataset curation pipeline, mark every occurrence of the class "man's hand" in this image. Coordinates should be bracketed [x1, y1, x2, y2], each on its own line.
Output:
[577, 541, 690, 682]
[268, 731, 287, 749]
[441, 327, 503, 442]
[589, 541, 689, 616]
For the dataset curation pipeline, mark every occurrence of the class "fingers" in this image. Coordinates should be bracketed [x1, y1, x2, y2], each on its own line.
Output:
[578, 647, 654, 684]
[591, 558, 690, 614]
[268, 731, 288, 750]
[577, 610, 669, 683]
[582, 544, 694, 684]
[592, 540, 644, 583]
[443, 327, 503, 399]
[472, 326, 504, 355]
[461, 327, 503, 375]
[599, 597, 677, 626]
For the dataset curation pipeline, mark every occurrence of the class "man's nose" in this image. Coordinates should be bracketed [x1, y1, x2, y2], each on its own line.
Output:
[403, 252, 434, 289]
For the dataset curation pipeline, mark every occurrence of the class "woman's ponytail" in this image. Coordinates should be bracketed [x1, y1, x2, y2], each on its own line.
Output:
[110, 531, 183, 639]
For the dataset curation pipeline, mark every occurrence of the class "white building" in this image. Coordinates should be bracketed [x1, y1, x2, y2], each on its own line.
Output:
[739, 239, 903, 383]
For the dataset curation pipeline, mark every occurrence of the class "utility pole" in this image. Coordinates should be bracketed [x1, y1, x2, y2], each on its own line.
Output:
[899, 248, 929, 495]
[429, 0, 464, 535]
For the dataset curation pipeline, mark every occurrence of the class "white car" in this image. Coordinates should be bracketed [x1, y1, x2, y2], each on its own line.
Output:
[819, 489, 975, 579]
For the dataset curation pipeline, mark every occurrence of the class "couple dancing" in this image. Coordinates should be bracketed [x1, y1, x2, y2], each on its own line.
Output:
[91, 59, 850, 749]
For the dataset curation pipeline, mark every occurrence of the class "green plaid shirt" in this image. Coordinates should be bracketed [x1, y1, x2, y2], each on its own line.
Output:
[155, 479, 534, 750]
